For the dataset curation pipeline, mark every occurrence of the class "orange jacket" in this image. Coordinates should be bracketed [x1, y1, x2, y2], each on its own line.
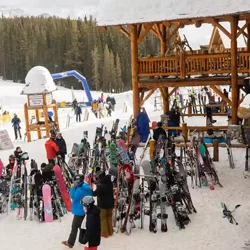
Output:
[45, 139, 59, 160]
[92, 102, 98, 111]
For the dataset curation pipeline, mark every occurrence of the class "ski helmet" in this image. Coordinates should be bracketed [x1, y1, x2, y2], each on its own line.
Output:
[81, 196, 94, 206]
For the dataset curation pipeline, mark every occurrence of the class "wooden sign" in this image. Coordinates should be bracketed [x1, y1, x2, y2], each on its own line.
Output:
[0, 130, 14, 150]
[29, 94, 43, 107]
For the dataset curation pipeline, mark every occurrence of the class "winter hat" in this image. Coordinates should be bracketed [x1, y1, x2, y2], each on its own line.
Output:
[81, 196, 94, 206]
[74, 174, 85, 184]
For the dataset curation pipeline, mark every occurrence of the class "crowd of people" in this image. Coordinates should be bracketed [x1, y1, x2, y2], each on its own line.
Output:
[43, 132, 113, 249]
[72, 93, 116, 121]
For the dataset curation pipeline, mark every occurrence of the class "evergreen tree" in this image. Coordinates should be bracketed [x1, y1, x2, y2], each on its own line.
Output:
[0, 16, 160, 92]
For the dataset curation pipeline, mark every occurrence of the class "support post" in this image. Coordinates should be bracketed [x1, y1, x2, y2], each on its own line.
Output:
[230, 17, 239, 125]
[35, 109, 42, 139]
[182, 123, 188, 139]
[43, 94, 50, 138]
[160, 24, 169, 114]
[24, 103, 31, 142]
[213, 139, 219, 162]
[53, 100, 60, 131]
[131, 25, 140, 117]
[247, 21, 250, 52]
[149, 139, 156, 160]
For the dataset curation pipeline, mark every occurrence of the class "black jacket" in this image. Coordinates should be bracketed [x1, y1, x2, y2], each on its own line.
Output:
[56, 137, 67, 155]
[82, 204, 101, 247]
[153, 127, 167, 141]
[93, 175, 114, 209]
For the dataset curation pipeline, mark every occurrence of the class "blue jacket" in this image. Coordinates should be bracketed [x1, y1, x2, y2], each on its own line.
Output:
[70, 182, 92, 216]
[12, 117, 21, 129]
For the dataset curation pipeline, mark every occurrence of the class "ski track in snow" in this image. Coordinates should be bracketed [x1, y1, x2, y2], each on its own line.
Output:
[0, 81, 250, 250]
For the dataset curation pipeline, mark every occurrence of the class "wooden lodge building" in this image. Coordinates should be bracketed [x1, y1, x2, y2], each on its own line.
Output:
[97, 0, 250, 124]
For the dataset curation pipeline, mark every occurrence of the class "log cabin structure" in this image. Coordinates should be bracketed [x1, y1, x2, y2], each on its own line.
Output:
[208, 25, 247, 53]
[97, 0, 250, 124]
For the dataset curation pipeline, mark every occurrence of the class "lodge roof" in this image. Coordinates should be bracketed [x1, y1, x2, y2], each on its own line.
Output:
[97, 0, 250, 26]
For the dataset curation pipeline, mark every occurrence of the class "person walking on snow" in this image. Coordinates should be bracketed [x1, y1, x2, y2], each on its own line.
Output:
[80, 196, 101, 250]
[92, 100, 98, 118]
[45, 136, 59, 166]
[12, 114, 22, 140]
[98, 101, 105, 119]
[56, 132, 67, 161]
[93, 171, 114, 238]
[75, 103, 82, 122]
[62, 174, 92, 249]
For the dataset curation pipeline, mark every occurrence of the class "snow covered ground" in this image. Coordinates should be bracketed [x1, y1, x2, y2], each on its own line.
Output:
[0, 80, 249, 250]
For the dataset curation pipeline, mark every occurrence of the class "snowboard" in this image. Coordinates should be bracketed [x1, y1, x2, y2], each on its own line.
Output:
[109, 142, 117, 167]
[42, 184, 53, 222]
[0, 159, 3, 177]
[53, 165, 72, 212]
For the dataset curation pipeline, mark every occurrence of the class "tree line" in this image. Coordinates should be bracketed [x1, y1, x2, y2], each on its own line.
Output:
[0, 16, 160, 92]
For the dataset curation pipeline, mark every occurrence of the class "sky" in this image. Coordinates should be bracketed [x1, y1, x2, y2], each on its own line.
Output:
[0, 0, 100, 17]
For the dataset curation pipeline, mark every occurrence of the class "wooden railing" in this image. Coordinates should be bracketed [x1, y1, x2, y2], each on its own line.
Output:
[138, 52, 250, 78]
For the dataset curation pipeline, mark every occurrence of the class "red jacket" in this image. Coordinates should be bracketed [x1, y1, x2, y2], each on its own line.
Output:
[45, 139, 59, 160]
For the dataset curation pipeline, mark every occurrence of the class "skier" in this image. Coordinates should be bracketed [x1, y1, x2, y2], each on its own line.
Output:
[11, 114, 22, 140]
[98, 101, 105, 119]
[62, 174, 92, 249]
[136, 107, 150, 143]
[100, 93, 104, 102]
[41, 163, 54, 183]
[56, 132, 67, 161]
[92, 100, 98, 118]
[72, 98, 78, 110]
[106, 102, 112, 117]
[110, 97, 116, 111]
[153, 122, 167, 141]
[75, 103, 82, 122]
[93, 171, 114, 238]
[5, 154, 15, 176]
[80, 196, 101, 250]
[45, 136, 59, 166]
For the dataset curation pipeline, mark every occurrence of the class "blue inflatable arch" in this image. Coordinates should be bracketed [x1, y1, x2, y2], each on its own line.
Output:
[51, 70, 93, 106]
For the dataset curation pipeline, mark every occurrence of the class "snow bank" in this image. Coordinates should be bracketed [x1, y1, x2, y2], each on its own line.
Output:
[21, 66, 57, 95]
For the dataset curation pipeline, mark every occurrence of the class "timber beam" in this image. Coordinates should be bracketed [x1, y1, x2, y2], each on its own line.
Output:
[138, 77, 244, 89]
[210, 85, 232, 106]
[208, 17, 231, 39]
[141, 89, 156, 106]
[114, 25, 131, 39]
[138, 24, 154, 43]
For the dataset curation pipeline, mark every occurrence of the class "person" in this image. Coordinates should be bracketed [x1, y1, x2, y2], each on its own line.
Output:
[62, 174, 92, 249]
[5, 154, 15, 176]
[45, 136, 59, 166]
[80, 196, 101, 250]
[75, 103, 82, 122]
[100, 93, 104, 102]
[41, 163, 54, 183]
[106, 96, 111, 104]
[56, 132, 67, 161]
[136, 107, 150, 143]
[106, 102, 112, 117]
[73, 99, 78, 110]
[110, 97, 116, 111]
[223, 88, 229, 112]
[92, 100, 98, 118]
[98, 101, 105, 119]
[93, 171, 114, 238]
[12, 114, 22, 140]
[153, 122, 167, 141]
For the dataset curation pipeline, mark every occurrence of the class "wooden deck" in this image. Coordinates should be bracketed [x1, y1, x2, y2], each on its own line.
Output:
[138, 52, 250, 79]
[138, 76, 245, 88]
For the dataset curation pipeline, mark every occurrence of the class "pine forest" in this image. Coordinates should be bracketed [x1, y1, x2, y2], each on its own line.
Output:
[0, 16, 160, 92]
